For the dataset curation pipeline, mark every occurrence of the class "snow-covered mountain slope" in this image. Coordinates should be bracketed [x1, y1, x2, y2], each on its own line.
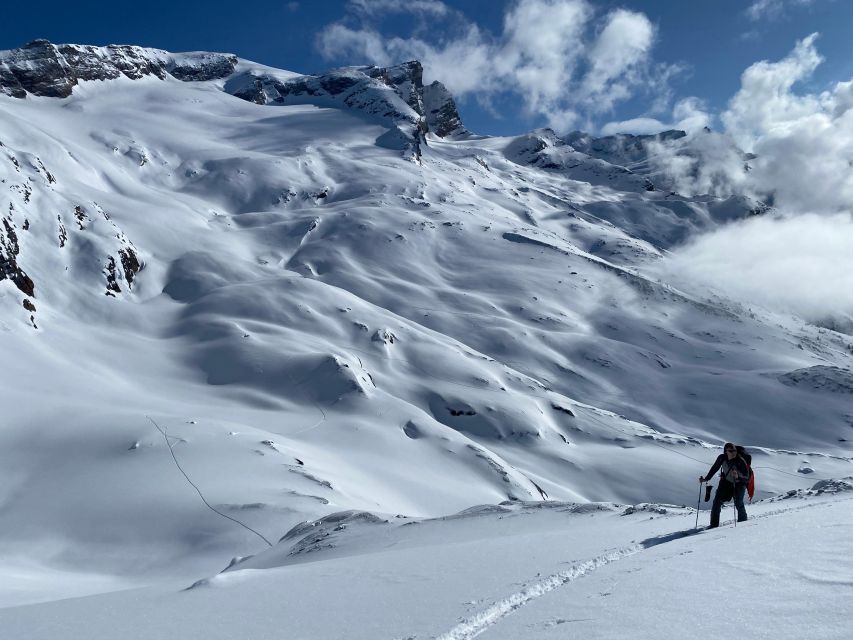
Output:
[1, 40, 852, 612]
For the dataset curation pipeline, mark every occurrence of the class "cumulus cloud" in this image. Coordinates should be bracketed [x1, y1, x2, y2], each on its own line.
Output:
[660, 213, 853, 325]
[580, 9, 655, 111]
[721, 33, 823, 149]
[720, 33, 853, 214]
[654, 34, 853, 328]
[316, 0, 678, 132]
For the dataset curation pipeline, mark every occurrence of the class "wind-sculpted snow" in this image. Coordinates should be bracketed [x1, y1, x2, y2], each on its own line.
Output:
[1, 47, 853, 613]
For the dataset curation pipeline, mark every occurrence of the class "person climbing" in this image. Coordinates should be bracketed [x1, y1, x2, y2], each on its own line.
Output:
[699, 442, 751, 528]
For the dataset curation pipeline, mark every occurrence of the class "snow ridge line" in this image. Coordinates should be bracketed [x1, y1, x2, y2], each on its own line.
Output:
[433, 545, 643, 640]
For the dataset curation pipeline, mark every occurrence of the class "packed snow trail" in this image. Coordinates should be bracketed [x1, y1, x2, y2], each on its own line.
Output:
[0, 492, 851, 639]
[431, 495, 853, 640]
[433, 546, 643, 640]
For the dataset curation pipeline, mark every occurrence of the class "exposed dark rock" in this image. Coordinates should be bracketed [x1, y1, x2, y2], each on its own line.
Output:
[105, 256, 120, 296]
[104, 246, 142, 296]
[119, 247, 142, 286]
[551, 403, 575, 417]
[0, 64, 26, 98]
[564, 129, 687, 164]
[422, 80, 468, 137]
[225, 60, 466, 155]
[779, 366, 853, 394]
[231, 77, 266, 104]
[2, 40, 75, 98]
[0, 40, 237, 99]
[372, 328, 397, 345]
[22, 298, 35, 312]
[2, 217, 19, 255]
[1, 216, 35, 296]
[168, 52, 238, 81]
[57, 216, 67, 248]
[74, 205, 87, 229]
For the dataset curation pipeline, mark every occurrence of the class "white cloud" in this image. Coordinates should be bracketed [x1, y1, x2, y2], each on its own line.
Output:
[316, 0, 678, 132]
[660, 212, 853, 324]
[348, 0, 450, 16]
[721, 33, 823, 149]
[580, 9, 655, 111]
[745, 0, 817, 21]
[316, 24, 393, 67]
[599, 117, 665, 136]
[600, 97, 711, 136]
[720, 33, 853, 213]
[657, 34, 853, 328]
[492, 0, 591, 118]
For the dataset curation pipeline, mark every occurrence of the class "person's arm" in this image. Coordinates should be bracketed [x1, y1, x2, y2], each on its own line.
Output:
[734, 457, 750, 482]
[701, 454, 724, 482]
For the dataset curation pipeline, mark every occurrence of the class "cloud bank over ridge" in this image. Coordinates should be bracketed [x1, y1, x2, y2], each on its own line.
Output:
[317, 0, 678, 131]
[659, 34, 853, 326]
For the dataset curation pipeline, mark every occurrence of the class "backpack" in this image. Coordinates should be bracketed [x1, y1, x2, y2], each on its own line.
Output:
[736, 445, 755, 501]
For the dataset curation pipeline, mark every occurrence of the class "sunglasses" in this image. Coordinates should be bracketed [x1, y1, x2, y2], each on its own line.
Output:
[725, 448, 736, 452]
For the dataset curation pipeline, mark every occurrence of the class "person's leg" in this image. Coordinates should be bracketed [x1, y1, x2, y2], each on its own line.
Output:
[710, 490, 725, 528]
[734, 484, 747, 522]
[710, 481, 732, 528]
[709, 495, 722, 528]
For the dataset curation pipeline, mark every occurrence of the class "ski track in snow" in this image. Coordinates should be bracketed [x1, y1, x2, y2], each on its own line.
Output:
[429, 496, 853, 640]
[433, 546, 642, 640]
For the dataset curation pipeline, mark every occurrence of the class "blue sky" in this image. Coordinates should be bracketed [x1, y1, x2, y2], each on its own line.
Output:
[3, 0, 852, 136]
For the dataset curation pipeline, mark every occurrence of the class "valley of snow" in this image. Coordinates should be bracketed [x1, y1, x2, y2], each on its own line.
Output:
[1, 41, 852, 637]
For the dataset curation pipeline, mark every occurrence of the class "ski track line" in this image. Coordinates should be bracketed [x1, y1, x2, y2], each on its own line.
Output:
[432, 545, 643, 640]
[431, 495, 853, 640]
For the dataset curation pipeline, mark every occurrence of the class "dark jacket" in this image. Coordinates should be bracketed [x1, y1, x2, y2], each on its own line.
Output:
[704, 453, 750, 485]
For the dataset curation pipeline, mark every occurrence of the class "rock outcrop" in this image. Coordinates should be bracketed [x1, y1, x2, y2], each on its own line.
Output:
[422, 80, 468, 138]
[225, 60, 467, 157]
[0, 39, 237, 98]
[0, 214, 34, 296]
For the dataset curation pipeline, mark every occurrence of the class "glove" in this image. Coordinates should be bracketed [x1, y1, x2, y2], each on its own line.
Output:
[699, 476, 705, 483]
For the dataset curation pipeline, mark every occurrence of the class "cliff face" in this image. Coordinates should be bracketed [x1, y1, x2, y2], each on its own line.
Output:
[0, 39, 237, 98]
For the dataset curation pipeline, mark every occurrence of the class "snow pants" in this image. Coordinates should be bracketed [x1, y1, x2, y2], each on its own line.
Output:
[710, 480, 747, 527]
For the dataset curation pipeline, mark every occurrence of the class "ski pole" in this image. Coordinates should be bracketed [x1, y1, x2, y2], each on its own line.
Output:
[695, 480, 703, 529]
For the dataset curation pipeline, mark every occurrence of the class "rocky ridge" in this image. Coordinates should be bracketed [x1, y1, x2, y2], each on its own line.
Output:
[0, 41, 468, 159]
[225, 60, 468, 158]
[0, 39, 237, 99]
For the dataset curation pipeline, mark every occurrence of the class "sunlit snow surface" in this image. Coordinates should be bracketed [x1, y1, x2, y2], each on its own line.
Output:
[1, 491, 851, 639]
[1, 65, 852, 631]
